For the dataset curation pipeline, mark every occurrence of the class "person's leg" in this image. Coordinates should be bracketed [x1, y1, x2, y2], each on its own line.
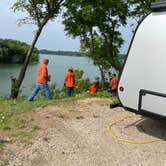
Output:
[112, 89, 117, 96]
[41, 83, 52, 99]
[67, 87, 74, 97]
[70, 87, 74, 96]
[66, 87, 70, 96]
[28, 83, 40, 101]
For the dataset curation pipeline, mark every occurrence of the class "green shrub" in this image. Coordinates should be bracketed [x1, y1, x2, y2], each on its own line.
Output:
[74, 68, 91, 94]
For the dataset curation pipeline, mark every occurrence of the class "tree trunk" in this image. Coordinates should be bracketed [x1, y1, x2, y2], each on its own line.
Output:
[10, 77, 19, 99]
[10, 18, 49, 99]
[98, 65, 105, 90]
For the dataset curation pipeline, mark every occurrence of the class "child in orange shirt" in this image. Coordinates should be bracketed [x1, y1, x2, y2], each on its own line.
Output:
[87, 82, 98, 93]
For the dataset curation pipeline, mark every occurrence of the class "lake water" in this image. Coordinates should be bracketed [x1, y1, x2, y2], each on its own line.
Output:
[0, 54, 100, 97]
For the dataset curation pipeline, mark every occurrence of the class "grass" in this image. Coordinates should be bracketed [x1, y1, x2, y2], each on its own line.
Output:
[0, 98, 45, 148]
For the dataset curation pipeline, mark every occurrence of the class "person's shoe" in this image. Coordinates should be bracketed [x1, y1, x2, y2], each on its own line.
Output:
[28, 98, 34, 101]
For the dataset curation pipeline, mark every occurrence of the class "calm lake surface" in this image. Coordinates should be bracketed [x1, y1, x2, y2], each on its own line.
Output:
[0, 54, 100, 97]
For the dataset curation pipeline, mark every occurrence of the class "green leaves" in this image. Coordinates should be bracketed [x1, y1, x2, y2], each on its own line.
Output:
[12, 0, 64, 27]
[63, 0, 129, 70]
[12, 0, 26, 12]
[129, 0, 162, 20]
[0, 39, 38, 64]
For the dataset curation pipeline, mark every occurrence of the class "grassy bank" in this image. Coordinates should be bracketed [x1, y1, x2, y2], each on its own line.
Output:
[0, 91, 119, 151]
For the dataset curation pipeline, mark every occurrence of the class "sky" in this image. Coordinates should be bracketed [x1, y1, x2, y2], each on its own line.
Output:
[0, 1, 133, 53]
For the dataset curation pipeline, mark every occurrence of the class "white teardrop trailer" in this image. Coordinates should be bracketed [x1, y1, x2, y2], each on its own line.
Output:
[118, 2, 166, 118]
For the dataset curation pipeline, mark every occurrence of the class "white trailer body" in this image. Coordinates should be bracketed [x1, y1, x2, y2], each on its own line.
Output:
[118, 2, 166, 118]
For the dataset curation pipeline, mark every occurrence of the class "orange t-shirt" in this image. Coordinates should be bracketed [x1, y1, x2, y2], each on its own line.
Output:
[111, 77, 118, 90]
[65, 72, 75, 87]
[89, 84, 97, 93]
[36, 64, 48, 83]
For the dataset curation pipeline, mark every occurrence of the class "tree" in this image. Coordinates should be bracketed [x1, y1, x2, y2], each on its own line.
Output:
[10, 0, 64, 99]
[63, 0, 129, 71]
[0, 38, 38, 64]
[129, 0, 163, 24]
[63, 0, 129, 89]
[81, 34, 109, 89]
[73, 68, 91, 93]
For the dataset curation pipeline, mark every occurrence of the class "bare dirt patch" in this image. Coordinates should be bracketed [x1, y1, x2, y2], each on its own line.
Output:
[1, 98, 166, 166]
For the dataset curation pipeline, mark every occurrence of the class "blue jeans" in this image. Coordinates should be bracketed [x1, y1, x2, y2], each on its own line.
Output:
[67, 87, 74, 97]
[28, 83, 52, 100]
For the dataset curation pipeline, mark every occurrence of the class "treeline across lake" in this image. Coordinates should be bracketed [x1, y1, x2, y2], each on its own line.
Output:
[0, 38, 126, 64]
[39, 49, 84, 57]
[39, 49, 126, 60]
[0, 38, 38, 64]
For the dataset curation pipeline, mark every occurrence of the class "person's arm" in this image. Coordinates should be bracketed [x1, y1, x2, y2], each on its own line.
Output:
[64, 74, 67, 86]
[110, 78, 114, 88]
[73, 74, 75, 85]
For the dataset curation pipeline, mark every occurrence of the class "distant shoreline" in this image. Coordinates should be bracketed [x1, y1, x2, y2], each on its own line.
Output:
[39, 49, 84, 57]
[39, 49, 126, 59]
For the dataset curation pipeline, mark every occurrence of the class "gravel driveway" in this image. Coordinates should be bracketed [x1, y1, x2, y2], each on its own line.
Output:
[1, 98, 166, 166]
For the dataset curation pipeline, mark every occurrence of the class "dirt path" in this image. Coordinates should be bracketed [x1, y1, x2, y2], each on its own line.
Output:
[1, 98, 166, 166]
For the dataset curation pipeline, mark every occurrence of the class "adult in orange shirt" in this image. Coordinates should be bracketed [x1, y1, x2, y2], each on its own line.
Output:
[88, 82, 98, 93]
[28, 58, 52, 101]
[64, 67, 75, 96]
[110, 73, 118, 95]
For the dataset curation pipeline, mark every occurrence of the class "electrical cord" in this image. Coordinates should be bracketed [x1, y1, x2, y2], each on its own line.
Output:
[109, 115, 166, 144]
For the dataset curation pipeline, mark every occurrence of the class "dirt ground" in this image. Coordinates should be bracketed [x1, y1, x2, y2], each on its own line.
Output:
[1, 98, 166, 166]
